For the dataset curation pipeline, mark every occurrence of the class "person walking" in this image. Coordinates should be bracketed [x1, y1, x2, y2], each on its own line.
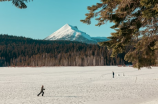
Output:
[37, 85, 45, 96]
[112, 71, 115, 78]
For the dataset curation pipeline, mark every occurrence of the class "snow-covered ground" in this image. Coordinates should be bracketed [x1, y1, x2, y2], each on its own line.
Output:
[0, 66, 158, 104]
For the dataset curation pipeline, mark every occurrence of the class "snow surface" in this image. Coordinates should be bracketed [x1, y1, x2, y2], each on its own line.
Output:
[44, 24, 108, 44]
[0, 66, 158, 104]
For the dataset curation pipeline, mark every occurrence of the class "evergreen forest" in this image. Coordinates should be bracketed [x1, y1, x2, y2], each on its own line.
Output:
[0, 34, 131, 67]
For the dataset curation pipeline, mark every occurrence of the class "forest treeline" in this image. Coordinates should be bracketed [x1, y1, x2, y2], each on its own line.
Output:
[0, 34, 131, 66]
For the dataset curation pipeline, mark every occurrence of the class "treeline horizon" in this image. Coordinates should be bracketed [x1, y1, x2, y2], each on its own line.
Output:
[0, 34, 131, 67]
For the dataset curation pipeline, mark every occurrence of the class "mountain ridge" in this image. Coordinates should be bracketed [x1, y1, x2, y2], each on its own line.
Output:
[44, 24, 109, 44]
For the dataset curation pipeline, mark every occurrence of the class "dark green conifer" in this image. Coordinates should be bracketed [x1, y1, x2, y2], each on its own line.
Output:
[0, 0, 32, 9]
[81, 0, 158, 69]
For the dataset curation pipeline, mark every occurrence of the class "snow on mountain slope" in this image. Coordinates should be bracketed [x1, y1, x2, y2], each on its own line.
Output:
[44, 24, 108, 44]
[91, 37, 109, 42]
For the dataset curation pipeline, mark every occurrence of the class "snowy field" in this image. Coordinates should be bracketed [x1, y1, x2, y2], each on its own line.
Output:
[0, 66, 158, 104]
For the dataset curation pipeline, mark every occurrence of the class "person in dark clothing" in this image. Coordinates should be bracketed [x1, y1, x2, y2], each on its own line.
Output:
[112, 71, 115, 78]
[37, 85, 45, 96]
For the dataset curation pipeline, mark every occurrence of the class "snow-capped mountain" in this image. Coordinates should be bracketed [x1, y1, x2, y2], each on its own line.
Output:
[44, 24, 109, 44]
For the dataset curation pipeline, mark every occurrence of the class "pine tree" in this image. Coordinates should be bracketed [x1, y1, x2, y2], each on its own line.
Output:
[0, 0, 32, 9]
[81, 0, 158, 69]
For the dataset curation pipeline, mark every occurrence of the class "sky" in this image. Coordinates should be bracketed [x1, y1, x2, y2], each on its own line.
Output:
[0, 0, 115, 39]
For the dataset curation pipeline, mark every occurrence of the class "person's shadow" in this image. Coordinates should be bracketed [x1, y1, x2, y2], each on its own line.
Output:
[44, 96, 83, 98]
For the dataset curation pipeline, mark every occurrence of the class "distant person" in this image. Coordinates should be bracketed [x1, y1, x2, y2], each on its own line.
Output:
[37, 85, 45, 96]
[123, 73, 125, 76]
[112, 71, 115, 78]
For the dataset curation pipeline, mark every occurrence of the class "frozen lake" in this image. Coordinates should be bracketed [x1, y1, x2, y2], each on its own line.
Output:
[0, 66, 158, 104]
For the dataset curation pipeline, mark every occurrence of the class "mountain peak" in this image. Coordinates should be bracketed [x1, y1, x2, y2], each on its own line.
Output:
[62, 24, 78, 30]
[60, 24, 72, 30]
[44, 24, 109, 44]
[65, 23, 71, 26]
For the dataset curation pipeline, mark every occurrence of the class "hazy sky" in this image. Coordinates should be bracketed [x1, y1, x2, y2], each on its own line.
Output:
[0, 0, 115, 39]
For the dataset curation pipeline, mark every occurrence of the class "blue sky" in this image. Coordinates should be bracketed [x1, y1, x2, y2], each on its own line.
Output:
[0, 0, 115, 39]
